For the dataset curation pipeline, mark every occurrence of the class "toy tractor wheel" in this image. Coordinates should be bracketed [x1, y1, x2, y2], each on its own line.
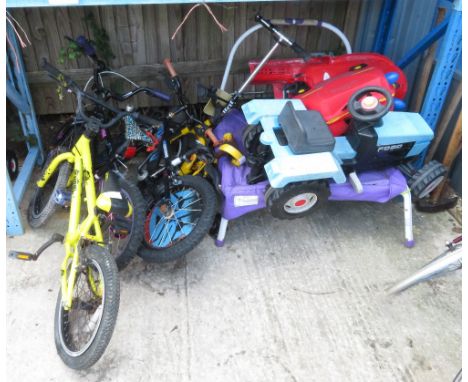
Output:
[408, 160, 447, 199]
[265, 182, 328, 220]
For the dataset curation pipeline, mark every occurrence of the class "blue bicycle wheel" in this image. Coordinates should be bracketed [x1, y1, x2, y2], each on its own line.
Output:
[140, 175, 217, 263]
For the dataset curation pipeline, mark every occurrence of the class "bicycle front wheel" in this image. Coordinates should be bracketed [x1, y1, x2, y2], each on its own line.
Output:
[54, 245, 120, 370]
[139, 175, 217, 263]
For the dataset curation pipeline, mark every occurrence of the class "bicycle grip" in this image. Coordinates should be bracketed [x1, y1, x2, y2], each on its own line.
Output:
[205, 128, 220, 147]
[146, 88, 171, 102]
[75, 35, 97, 58]
[163, 58, 177, 78]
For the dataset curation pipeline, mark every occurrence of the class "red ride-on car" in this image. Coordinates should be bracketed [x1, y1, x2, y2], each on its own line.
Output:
[249, 53, 408, 136]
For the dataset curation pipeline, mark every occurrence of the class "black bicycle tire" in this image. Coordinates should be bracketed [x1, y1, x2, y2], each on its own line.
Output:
[27, 147, 72, 228]
[101, 176, 146, 270]
[54, 245, 120, 370]
[138, 175, 217, 263]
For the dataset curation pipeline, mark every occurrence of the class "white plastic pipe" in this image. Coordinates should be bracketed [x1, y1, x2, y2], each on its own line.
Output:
[220, 19, 352, 91]
[401, 188, 414, 247]
[215, 217, 229, 247]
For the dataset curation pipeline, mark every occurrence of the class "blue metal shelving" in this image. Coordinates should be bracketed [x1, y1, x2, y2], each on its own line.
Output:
[6, 21, 45, 236]
[373, 0, 462, 168]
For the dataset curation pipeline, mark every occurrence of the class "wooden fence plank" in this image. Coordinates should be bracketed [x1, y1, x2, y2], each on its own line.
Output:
[156, 5, 171, 62]
[142, 4, 159, 65]
[306, 1, 324, 52]
[54, 8, 77, 69]
[27, 7, 50, 64]
[317, 1, 336, 53]
[128, 5, 146, 65]
[68, 7, 93, 69]
[168, 4, 184, 62]
[100, 5, 121, 67]
[221, 2, 236, 91]
[114, 6, 134, 66]
[9, 9, 38, 71]
[343, 0, 361, 49]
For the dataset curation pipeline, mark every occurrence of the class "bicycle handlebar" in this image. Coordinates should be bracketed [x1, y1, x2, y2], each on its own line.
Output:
[41, 59, 161, 129]
[42, 58, 79, 90]
[109, 86, 171, 102]
[255, 14, 312, 61]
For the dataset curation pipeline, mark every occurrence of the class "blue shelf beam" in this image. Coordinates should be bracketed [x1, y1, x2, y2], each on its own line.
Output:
[396, 17, 449, 69]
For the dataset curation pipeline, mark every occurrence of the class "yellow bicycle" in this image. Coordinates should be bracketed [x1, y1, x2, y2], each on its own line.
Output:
[9, 60, 160, 369]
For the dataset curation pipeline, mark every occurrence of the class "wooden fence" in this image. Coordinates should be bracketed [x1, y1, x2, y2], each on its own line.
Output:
[10, 0, 358, 114]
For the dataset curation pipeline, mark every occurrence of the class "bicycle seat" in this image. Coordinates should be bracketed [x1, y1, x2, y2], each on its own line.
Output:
[278, 101, 335, 155]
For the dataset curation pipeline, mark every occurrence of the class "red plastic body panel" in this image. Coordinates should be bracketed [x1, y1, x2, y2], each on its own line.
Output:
[249, 53, 408, 136]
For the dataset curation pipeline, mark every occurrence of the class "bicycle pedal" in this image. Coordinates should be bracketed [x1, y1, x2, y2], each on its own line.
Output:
[54, 189, 71, 207]
[9, 251, 38, 261]
[9, 233, 64, 262]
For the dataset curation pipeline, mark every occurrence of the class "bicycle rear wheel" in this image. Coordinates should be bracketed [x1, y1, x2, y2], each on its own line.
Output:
[54, 245, 120, 370]
[100, 176, 146, 270]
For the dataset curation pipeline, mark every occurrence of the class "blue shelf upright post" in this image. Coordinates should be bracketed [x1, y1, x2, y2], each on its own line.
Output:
[372, 0, 398, 54]
[416, 0, 462, 167]
[6, 19, 45, 236]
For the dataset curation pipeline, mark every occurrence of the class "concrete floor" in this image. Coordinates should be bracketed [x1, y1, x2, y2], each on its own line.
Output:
[6, 189, 461, 382]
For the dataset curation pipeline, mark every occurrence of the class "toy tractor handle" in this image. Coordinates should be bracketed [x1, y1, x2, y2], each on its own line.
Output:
[255, 14, 311, 61]
[347, 86, 393, 122]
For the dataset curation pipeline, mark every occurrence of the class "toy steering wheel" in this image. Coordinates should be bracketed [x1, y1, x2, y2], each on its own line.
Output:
[348, 86, 393, 122]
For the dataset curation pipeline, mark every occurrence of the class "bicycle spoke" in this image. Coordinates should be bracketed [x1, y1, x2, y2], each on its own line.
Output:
[179, 197, 202, 209]
[157, 219, 172, 247]
[150, 216, 166, 244]
[176, 208, 202, 212]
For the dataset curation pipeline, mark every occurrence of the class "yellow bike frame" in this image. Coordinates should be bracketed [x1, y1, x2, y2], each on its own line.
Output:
[37, 134, 103, 310]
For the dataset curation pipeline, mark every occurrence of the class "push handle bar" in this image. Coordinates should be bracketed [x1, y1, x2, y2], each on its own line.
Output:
[255, 14, 311, 61]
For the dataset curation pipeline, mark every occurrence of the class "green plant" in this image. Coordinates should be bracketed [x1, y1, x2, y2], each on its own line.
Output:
[58, 40, 83, 65]
[83, 12, 115, 65]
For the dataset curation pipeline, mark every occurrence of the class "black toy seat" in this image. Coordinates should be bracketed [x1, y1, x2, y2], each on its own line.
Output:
[278, 101, 335, 155]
